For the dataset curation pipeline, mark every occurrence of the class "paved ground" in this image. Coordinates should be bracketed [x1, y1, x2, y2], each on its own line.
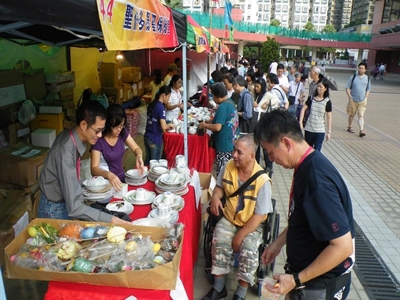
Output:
[2, 70, 399, 300]
[194, 70, 399, 300]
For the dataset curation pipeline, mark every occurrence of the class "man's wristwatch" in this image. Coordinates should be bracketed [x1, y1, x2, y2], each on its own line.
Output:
[293, 273, 305, 289]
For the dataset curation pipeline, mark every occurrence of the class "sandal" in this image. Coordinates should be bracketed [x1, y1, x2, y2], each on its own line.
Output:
[347, 127, 355, 133]
[359, 130, 366, 137]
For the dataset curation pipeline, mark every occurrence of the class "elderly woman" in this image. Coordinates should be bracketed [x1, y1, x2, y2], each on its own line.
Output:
[198, 82, 239, 177]
[288, 72, 305, 118]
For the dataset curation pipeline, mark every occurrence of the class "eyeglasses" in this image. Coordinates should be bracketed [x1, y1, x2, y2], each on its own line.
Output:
[89, 125, 105, 135]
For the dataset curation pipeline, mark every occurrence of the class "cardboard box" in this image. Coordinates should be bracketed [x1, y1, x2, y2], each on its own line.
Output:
[46, 80, 75, 93]
[31, 112, 65, 135]
[102, 87, 123, 104]
[199, 172, 216, 204]
[58, 88, 74, 101]
[0, 142, 49, 186]
[0, 188, 32, 267]
[122, 83, 133, 101]
[39, 106, 63, 114]
[63, 119, 76, 129]
[0, 70, 26, 107]
[53, 99, 74, 110]
[138, 80, 144, 96]
[31, 128, 56, 148]
[23, 69, 47, 101]
[121, 67, 141, 83]
[45, 71, 75, 84]
[5, 218, 183, 290]
[1, 122, 31, 145]
[100, 63, 122, 87]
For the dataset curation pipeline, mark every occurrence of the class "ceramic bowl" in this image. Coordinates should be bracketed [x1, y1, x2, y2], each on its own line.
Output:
[83, 179, 109, 192]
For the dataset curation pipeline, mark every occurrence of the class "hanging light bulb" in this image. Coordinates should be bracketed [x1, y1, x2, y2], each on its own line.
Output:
[115, 51, 125, 62]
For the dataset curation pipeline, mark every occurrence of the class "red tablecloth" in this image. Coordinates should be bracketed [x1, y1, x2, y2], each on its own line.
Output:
[163, 132, 215, 173]
[45, 182, 201, 300]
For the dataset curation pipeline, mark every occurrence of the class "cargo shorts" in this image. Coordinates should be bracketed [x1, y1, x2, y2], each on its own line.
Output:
[211, 216, 263, 285]
[347, 98, 367, 117]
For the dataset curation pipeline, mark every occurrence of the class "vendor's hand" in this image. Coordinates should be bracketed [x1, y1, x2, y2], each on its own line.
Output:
[108, 172, 122, 191]
[198, 122, 205, 130]
[111, 216, 132, 225]
[136, 156, 145, 174]
[261, 240, 282, 265]
[209, 197, 224, 216]
[261, 103, 268, 110]
[232, 232, 245, 253]
[265, 273, 296, 296]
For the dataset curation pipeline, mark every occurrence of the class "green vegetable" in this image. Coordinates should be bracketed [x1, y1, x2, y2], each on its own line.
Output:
[34, 223, 59, 244]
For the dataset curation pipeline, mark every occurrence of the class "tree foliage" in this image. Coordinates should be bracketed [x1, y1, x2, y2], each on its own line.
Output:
[322, 24, 337, 33]
[260, 37, 280, 72]
[303, 22, 316, 32]
[163, 0, 182, 9]
[270, 19, 281, 27]
[243, 47, 259, 59]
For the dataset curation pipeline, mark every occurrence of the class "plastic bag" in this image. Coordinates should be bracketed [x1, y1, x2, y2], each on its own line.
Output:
[18, 100, 36, 126]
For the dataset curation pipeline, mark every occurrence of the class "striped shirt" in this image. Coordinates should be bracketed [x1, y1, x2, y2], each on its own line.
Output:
[304, 97, 332, 133]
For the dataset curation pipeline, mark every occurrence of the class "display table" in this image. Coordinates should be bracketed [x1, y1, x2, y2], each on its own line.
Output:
[45, 181, 202, 300]
[163, 132, 215, 173]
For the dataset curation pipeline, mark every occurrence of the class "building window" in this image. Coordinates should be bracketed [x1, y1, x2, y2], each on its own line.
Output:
[302, 6, 308, 12]
[321, 7, 326, 13]
[248, 5, 251, 9]
[320, 16, 326, 22]
[295, 15, 300, 21]
[303, 0, 308, 3]
[265, 4, 270, 11]
[282, 15, 288, 21]
[264, 13, 269, 21]
[314, 6, 319, 12]
[283, 5, 289, 12]
[321, 0, 327, 3]
[247, 16, 251, 20]
[295, 6, 301, 12]
[313, 16, 318, 22]
[301, 15, 307, 22]
[259, 4, 263, 11]
[258, 14, 262, 21]
[276, 5, 281, 12]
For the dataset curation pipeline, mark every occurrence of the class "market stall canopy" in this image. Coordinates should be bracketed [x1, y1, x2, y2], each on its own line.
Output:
[0, 0, 186, 48]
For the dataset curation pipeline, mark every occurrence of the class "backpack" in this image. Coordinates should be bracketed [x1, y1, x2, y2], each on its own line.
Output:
[350, 74, 370, 93]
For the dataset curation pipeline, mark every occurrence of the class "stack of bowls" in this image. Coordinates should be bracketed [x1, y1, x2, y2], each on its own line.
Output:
[148, 165, 169, 182]
[125, 169, 148, 186]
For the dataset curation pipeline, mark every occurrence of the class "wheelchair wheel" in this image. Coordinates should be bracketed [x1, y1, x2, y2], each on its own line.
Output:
[203, 213, 214, 284]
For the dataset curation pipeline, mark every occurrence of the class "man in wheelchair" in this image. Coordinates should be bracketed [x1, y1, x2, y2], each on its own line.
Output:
[201, 134, 273, 300]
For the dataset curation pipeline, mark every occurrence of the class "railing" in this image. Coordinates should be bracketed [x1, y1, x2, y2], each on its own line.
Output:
[183, 11, 372, 43]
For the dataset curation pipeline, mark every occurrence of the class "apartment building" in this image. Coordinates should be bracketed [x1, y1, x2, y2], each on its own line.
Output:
[350, 0, 375, 25]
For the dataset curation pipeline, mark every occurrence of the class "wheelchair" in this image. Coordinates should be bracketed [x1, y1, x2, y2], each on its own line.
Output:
[203, 198, 280, 296]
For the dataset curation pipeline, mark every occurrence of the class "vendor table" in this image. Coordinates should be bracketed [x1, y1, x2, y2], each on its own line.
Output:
[45, 181, 202, 300]
[163, 132, 215, 173]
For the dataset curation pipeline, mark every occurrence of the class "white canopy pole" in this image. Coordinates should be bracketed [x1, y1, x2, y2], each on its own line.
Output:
[182, 43, 188, 163]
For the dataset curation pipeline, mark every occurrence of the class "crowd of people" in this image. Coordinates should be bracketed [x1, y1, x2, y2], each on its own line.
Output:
[36, 56, 373, 300]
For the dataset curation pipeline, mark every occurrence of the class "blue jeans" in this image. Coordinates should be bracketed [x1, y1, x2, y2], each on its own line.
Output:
[37, 193, 71, 220]
[144, 136, 162, 165]
[305, 131, 325, 151]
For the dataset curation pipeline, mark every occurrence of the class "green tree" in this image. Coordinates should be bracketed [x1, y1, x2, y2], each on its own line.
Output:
[163, 0, 182, 8]
[303, 22, 316, 32]
[243, 47, 259, 59]
[321, 24, 337, 33]
[260, 37, 280, 72]
[270, 19, 281, 27]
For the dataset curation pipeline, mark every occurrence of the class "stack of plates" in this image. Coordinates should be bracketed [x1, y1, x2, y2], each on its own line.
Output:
[148, 166, 169, 182]
[131, 218, 170, 228]
[82, 186, 115, 204]
[147, 209, 179, 224]
[124, 189, 156, 205]
[106, 200, 134, 214]
[155, 173, 189, 196]
[152, 193, 185, 212]
[125, 169, 148, 186]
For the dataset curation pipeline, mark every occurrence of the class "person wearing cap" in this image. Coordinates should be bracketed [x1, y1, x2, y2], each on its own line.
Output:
[164, 63, 179, 86]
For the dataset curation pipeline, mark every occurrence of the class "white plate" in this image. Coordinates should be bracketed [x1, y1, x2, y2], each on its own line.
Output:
[154, 193, 184, 208]
[131, 218, 170, 228]
[151, 166, 169, 175]
[83, 187, 115, 200]
[106, 201, 134, 214]
[124, 189, 156, 205]
[159, 173, 186, 186]
[148, 209, 179, 223]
